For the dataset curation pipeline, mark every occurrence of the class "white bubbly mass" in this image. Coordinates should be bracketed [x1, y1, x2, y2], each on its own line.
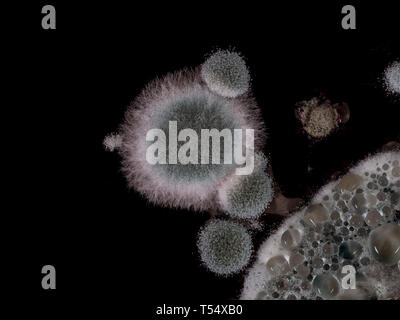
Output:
[241, 150, 400, 300]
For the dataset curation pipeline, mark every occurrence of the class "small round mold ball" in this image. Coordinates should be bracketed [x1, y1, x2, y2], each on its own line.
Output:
[197, 220, 253, 276]
[217, 153, 274, 219]
[297, 98, 339, 139]
[304, 105, 337, 138]
[201, 50, 250, 98]
[383, 61, 400, 95]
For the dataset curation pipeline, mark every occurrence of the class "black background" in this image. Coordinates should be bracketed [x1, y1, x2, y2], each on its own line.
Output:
[5, 1, 400, 316]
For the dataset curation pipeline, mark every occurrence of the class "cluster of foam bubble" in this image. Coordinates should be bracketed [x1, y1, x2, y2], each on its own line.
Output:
[241, 151, 400, 300]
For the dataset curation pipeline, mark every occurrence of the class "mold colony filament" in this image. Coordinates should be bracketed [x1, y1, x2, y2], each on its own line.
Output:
[119, 70, 265, 211]
[105, 48, 399, 298]
[105, 50, 271, 212]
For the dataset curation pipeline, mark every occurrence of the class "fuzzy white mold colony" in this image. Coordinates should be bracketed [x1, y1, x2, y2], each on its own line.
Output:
[241, 151, 400, 300]
[217, 153, 274, 219]
[198, 219, 253, 276]
[118, 70, 265, 211]
[383, 61, 400, 96]
[201, 50, 250, 98]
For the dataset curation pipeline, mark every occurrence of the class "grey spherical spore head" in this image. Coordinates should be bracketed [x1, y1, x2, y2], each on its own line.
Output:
[201, 50, 250, 98]
[198, 219, 253, 276]
[218, 153, 274, 219]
